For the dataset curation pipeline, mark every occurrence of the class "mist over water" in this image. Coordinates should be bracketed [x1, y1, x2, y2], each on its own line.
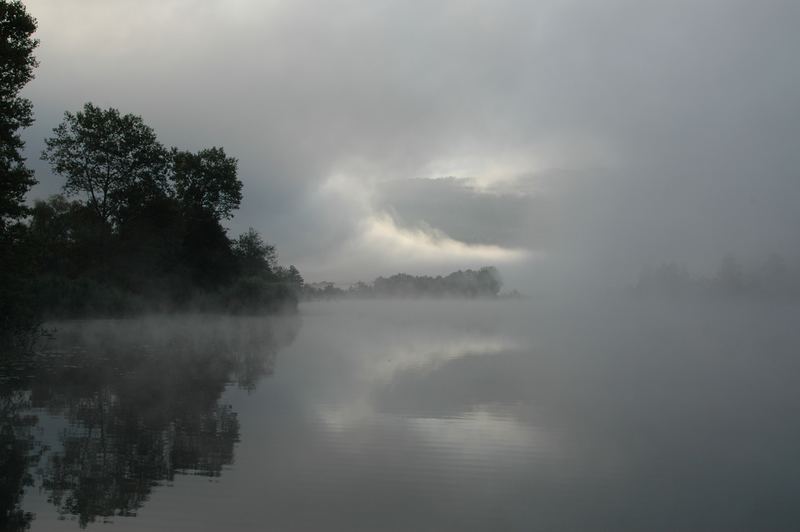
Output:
[3, 1, 800, 530]
[3, 297, 799, 531]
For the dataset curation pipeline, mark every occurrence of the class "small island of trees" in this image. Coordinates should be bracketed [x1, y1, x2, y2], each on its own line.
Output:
[303, 267, 504, 299]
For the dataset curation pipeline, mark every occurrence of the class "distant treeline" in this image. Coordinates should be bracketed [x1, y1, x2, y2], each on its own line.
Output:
[0, 1, 302, 348]
[304, 267, 504, 299]
[636, 255, 800, 300]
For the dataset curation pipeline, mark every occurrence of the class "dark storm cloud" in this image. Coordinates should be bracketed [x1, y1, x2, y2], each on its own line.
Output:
[20, 0, 800, 284]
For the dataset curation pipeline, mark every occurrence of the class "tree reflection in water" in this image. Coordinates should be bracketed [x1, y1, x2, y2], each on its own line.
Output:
[1, 382, 46, 532]
[0, 315, 299, 528]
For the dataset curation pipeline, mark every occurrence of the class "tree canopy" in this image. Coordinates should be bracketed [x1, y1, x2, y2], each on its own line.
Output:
[233, 227, 277, 277]
[41, 103, 171, 226]
[0, 0, 39, 348]
[0, 0, 38, 230]
[173, 147, 242, 221]
[32, 103, 299, 317]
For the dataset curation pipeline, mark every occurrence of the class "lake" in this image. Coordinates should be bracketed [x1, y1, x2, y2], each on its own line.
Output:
[3, 298, 800, 531]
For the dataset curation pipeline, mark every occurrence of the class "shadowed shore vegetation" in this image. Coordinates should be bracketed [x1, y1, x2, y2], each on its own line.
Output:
[0, 1, 510, 351]
[22, 104, 304, 320]
[0, 1, 303, 350]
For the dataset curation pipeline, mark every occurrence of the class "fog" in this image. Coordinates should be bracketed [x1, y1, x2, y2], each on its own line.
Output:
[4, 298, 799, 530]
[5, 2, 800, 529]
[18, 0, 800, 289]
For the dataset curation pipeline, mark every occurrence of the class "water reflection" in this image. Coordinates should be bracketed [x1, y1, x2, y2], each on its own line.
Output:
[5, 301, 800, 530]
[0, 385, 45, 532]
[233, 301, 556, 531]
[216, 300, 800, 531]
[0, 315, 298, 529]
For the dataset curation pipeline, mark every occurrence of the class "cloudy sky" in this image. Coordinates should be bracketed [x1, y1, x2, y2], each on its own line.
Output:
[20, 0, 800, 287]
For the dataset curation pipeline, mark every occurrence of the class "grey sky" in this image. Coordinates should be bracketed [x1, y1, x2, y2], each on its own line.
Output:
[20, 0, 800, 286]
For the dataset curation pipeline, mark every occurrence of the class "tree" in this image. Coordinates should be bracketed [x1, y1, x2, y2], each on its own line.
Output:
[41, 103, 170, 226]
[179, 209, 238, 290]
[233, 228, 277, 278]
[1, 0, 39, 347]
[172, 147, 242, 221]
[0, 0, 38, 232]
[27, 195, 82, 276]
[476, 266, 502, 296]
[282, 265, 304, 289]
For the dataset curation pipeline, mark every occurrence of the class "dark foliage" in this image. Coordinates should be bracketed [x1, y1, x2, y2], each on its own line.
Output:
[172, 147, 242, 221]
[0, 0, 37, 231]
[233, 227, 277, 277]
[28, 103, 300, 318]
[303, 266, 502, 299]
[0, 0, 38, 348]
[41, 103, 171, 227]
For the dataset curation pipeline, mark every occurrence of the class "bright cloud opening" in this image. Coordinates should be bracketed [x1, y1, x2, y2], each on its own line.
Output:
[359, 213, 529, 264]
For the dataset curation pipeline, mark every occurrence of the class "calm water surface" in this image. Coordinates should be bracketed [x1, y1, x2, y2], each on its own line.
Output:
[3, 299, 800, 531]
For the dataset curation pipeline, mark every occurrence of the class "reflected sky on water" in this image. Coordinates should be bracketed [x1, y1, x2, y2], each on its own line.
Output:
[4, 299, 800, 531]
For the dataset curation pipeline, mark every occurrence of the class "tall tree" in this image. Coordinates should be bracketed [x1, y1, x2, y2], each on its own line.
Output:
[0, 0, 38, 232]
[41, 104, 170, 226]
[172, 148, 243, 291]
[1, 0, 39, 347]
[172, 147, 242, 221]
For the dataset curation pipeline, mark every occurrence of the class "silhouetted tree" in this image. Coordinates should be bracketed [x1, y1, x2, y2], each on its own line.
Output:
[475, 266, 502, 296]
[180, 209, 237, 290]
[1, 5, 300, 323]
[113, 195, 185, 294]
[0, 0, 39, 347]
[233, 227, 277, 277]
[172, 147, 242, 221]
[0, 0, 37, 231]
[42, 103, 171, 227]
[279, 265, 304, 290]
